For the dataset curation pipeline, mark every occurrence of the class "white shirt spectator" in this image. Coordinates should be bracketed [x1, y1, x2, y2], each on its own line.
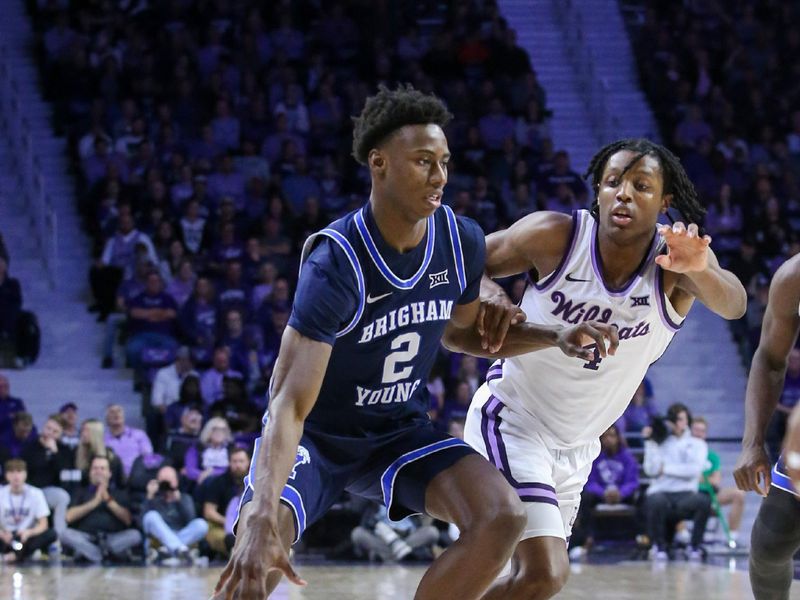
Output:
[152, 364, 198, 409]
[643, 430, 708, 495]
[0, 484, 50, 532]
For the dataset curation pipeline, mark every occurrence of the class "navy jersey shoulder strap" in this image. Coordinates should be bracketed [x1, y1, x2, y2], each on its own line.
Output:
[442, 205, 467, 293]
[299, 228, 366, 338]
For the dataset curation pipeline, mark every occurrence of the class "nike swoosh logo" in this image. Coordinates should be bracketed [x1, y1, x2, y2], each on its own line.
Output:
[366, 291, 393, 304]
[565, 273, 591, 283]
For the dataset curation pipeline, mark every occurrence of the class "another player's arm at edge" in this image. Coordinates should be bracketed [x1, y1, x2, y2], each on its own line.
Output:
[735, 259, 800, 494]
[443, 212, 618, 360]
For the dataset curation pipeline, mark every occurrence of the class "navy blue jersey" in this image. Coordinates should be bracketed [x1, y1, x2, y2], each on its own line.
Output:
[286, 203, 485, 443]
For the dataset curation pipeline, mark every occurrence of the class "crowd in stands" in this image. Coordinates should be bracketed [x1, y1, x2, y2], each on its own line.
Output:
[0, 372, 743, 565]
[627, 0, 800, 455]
[5, 0, 773, 566]
[0, 377, 250, 565]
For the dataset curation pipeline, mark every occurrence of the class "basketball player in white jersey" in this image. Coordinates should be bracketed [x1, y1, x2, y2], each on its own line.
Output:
[462, 139, 747, 599]
[735, 253, 800, 600]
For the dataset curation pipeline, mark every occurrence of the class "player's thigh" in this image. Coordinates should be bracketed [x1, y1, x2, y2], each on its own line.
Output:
[464, 390, 567, 540]
[424, 453, 523, 531]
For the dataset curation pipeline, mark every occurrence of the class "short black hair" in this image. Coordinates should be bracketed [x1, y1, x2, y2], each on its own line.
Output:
[583, 138, 706, 227]
[351, 84, 452, 165]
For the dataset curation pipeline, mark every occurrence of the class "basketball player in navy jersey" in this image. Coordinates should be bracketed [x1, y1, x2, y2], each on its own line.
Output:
[212, 86, 616, 600]
[735, 254, 800, 600]
[461, 139, 746, 600]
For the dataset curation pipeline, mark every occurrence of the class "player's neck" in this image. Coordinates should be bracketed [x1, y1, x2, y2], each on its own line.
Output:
[369, 197, 427, 253]
[596, 230, 653, 288]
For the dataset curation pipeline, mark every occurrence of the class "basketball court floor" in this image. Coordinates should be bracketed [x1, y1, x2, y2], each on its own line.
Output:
[2, 559, 797, 599]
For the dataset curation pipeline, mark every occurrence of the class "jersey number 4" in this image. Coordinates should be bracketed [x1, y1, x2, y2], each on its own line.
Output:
[582, 343, 603, 371]
[382, 332, 421, 383]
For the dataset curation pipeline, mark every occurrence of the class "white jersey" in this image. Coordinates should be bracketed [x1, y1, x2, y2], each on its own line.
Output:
[485, 209, 684, 449]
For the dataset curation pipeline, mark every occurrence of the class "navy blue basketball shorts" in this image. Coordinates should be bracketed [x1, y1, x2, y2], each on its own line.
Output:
[236, 423, 476, 543]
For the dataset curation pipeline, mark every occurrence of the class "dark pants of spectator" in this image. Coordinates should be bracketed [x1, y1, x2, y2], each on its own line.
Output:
[750, 486, 800, 600]
[60, 528, 143, 563]
[125, 332, 178, 370]
[89, 265, 123, 317]
[570, 491, 635, 548]
[0, 528, 57, 561]
[645, 491, 711, 549]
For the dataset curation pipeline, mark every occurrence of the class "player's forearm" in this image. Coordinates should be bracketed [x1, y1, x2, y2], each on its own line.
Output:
[247, 400, 306, 525]
[742, 350, 786, 447]
[684, 266, 747, 319]
[443, 321, 561, 358]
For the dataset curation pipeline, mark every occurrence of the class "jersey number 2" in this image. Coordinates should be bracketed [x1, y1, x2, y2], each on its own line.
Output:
[582, 343, 603, 371]
[382, 332, 421, 383]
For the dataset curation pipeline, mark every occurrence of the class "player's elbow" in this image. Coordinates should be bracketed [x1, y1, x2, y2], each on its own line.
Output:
[441, 325, 464, 353]
[723, 286, 747, 320]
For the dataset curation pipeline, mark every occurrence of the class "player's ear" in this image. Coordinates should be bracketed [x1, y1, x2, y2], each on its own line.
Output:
[661, 193, 672, 213]
[368, 149, 386, 174]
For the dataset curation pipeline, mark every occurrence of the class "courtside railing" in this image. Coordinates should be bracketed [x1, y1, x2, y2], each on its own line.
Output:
[0, 43, 58, 289]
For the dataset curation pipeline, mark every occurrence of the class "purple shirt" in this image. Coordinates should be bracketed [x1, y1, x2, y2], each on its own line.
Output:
[200, 368, 243, 405]
[104, 426, 154, 476]
[584, 448, 640, 500]
[128, 291, 178, 336]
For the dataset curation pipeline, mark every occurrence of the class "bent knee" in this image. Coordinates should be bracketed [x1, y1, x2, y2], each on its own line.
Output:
[516, 559, 570, 599]
[489, 493, 527, 539]
[468, 493, 526, 544]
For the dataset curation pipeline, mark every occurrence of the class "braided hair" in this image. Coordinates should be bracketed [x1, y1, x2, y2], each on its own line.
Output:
[583, 138, 706, 226]
[351, 84, 452, 166]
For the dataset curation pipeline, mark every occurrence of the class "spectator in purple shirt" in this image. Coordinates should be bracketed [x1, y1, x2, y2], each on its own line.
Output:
[210, 100, 241, 152]
[622, 380, 658, 443]
[90, 208, 158, 320]
[674, 105, 714, 150]
[478, 98, 515, 151]
[178, 276, 219, 351]
[216, 260, 250, 319]
[125, 271, 179, 370]
[207, 154, 245, 208]
[183, 417, 234, 485]
[104, 404, 154, 477]
[0, 375, 25, 439]
[569, 425, 640, 556]
[200, 347, 242, 406]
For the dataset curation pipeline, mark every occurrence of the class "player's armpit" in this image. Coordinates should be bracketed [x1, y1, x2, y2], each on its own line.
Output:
[484, 211, 572, 279]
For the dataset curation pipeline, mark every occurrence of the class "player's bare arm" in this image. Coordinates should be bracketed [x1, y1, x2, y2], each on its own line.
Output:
[213, 327, 331, 599]
[477, 211, 574, 350]
[658, 222, 747, 319]
[734, 257, 800, 495]
[443, 297, 619, 361]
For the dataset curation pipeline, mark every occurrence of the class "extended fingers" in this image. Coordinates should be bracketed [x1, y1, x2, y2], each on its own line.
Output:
[277, 556, 307, 587]
[579, 324, 608, 357]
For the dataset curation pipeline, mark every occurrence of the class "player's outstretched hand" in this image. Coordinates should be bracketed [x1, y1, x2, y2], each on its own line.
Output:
[211, 517, 305, 600]
[733, 443, 772, 497]
[477, 291, 527, 354]
[655, 222, 712, 273]
[556, 321, 619, 361]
